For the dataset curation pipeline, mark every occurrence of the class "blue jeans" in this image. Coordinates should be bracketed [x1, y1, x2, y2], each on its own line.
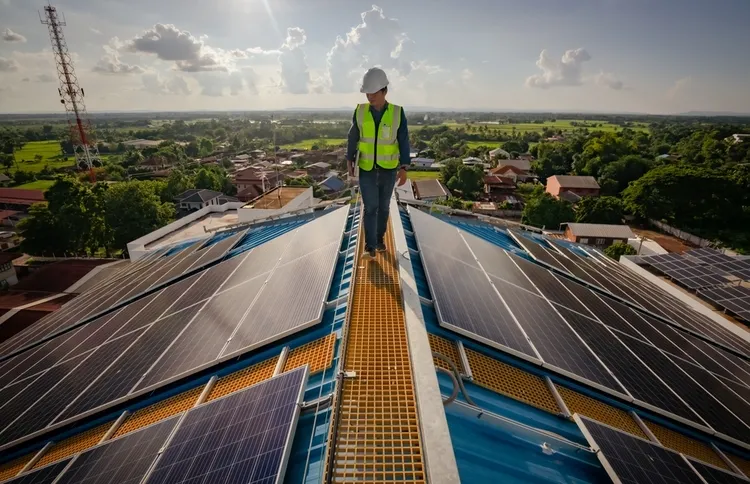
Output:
[359, 167, 397, 250]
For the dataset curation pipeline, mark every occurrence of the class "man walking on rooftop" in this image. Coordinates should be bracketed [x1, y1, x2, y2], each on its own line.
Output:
[347, 67, 410, 259]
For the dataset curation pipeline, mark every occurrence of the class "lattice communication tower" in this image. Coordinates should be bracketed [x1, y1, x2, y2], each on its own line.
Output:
[40, 4, 98, 182]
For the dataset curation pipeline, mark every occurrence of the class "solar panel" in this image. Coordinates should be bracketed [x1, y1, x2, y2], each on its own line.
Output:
[144, 367, 307, 484]
[508, 231, 568, 272]
[575, 415, 706, 484]
[163, 254, 246, 315]
[53, 305, 203, 425]
[460, 236, 538, 293]
[508, 255, 590, 315]
[54, 416, 178, 484]
[1, 458, 71, 484]
[687, 458, 750, 484]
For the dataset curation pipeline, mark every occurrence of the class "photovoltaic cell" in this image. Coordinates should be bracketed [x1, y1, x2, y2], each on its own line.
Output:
[576, 416, 705, 484]
[102, 293, 158, 341]
[224, 244, 338, 356]
[688, 459, 750, 484]
[53, 306, 202, 424]
[222, 236, 290, 290]
[461, 235, 538, 293]
[145, 367, 306, 484]
[54, 417, 178, 484]
[278, 206, 347, 263]
[562, 314, 701, 424]
[511, 232, 567, 272]
[509, 254, 590, 315]
[419, 245, 537, 360]
[1, 458, 71, 484]
[164, 255, 245, 315]
[7, 327, 92, 385]
[0, 342, 54, 389]
[0, 331, 143, 446]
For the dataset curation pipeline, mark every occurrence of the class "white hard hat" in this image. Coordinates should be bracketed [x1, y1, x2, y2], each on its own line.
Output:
[360, 67, 389, 94]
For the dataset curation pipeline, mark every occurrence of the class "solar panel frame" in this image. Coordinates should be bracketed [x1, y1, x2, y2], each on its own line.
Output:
[0, 458, 72, 484]
[686, 456, 750, 484]
[574, 415, 707, 484]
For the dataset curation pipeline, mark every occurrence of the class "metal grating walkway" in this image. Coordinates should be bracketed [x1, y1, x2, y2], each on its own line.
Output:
[329, 217, 426, 482]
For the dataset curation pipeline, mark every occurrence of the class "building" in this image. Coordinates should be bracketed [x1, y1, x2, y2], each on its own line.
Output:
[483, 175, 516, 198]
[122, 139, 163, 149]
[319, 175, 346, 193]
[730, 133, 750, 143]
[0, 188, 46, 212]
[413, 179, 451, 201]
[306, 162, 332, 179]
[2, 201, 750, 484]
[412, 157, 436, 168]
[173, 189, 231, 214]
[0, 252, 18, 288]
[495, 158, 532, 172]
[234, 168, 285, 198]
[489, 147, 511, 160]
[546, 175, 600, 199]
[563, 222, 634, 247]
[490, 163, 534, 183]
[238, 186, 313, 223]
[462, 156, 485, 167]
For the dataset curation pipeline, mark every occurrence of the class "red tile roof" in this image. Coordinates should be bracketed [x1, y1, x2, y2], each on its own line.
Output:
[0, 188, 46, 205]
[13, 259, 113, 293]
[484, 175, 515, 187]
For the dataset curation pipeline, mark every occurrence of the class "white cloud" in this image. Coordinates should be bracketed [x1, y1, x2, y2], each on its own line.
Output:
[2, 28, 26, 43]
[667, 76, 691, 99]
[461, 68, 474, 82]
[36, 73, 56, 83]
[125, 23, 233, 72]
[90, 28, 102, 35]
[279, 27, 310, 94]
[596, 71, 624, 90]
[142, 72, 191, 95]
[0, 56, 19, 72]
[526, 48, 591, 89]
[194, 70, 255, 97]
[326, 5, 416, 93]
[93, 40, 145, 75]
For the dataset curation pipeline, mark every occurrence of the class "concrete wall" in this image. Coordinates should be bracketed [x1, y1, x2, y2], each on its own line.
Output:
[237, 187, 313, 224]
[127, 201, 245, 261]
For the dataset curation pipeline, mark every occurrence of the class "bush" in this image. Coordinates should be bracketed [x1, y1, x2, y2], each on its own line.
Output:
[604, 241, 637, 260]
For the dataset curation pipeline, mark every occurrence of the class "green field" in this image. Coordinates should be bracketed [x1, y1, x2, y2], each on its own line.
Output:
[408, 170, 441, 181]
[465, 141, 502, 149]
[12, 141, 75, 173]
[439, 119, 648, 133]
[16, 179, 55, 191]
[281, 138, 347, 150]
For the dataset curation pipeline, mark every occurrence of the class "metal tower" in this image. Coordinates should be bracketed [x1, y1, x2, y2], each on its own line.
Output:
[40, 4, 98, 182]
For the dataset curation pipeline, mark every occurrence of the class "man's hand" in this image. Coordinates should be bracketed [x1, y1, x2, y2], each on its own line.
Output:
[397, 167, 407, 186]
[347, 161, 355, 178]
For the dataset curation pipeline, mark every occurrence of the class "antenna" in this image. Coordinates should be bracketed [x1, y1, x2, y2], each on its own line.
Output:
[41, 3, 98, 182]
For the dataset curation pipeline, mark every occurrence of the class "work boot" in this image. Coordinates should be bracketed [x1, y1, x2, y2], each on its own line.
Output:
[363, 247, 376, 259]
[376, 242, 386, 252]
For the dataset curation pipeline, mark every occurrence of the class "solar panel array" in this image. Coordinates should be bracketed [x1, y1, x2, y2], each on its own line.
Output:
[1, 459, 71, 484]
[145, 367, 306, 484]
[575, 416, 750, 484]
[0, 207, 347, 450]
[641, 252, 733, 289]
[409, 209, 750, 447]
[0, 231, 247, 360]
[699, 286, 750, 322]
[509, 231, 750, 358]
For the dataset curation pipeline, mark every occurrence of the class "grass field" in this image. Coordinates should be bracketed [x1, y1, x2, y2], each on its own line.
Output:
[408, 170, 441, 181]
[281, 138, 347, 150]
[12, 141, 75, 173]
[16, 180, 55, 191]
[439, 119, 648, 133]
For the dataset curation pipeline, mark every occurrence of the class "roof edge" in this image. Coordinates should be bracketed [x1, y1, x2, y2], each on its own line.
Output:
[389, 197, 460, 484]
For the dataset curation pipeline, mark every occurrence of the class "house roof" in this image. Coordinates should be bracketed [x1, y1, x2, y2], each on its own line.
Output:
[234, 154, 251, 160]
[566, 223, 634, 239]
[0, 188, 46, 205]
[489, 148, 509, 156]
[491, 165, 526, 176]
[308, 162, 331, 170]
[559, 190, 582, 203]
[550, 175, 600, 189]
[414, 179, 451, 199]
[0, 210, 20, 221]
[245, 186, 308, 209]
[174, 189, 223, 204]
[320, 176, 346, 192]
[484, 175, 515, 187]
[496, 159, 531, 172]
[412, 157, 435, 164]
[0, 174, 10, 182]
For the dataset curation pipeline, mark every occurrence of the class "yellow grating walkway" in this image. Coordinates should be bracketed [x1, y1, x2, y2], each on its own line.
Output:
[284, 333, 336, 374]
[0, 454, 32, 481]
[33, 421, 112, 469]
[555, 386, 646, 439]
[329, 222, 426, 482]
[427, 333, 463, 373]
[466, 348, 560, 414]
[114, 386, 203, 438]
[644, 421, 729, 470]
[726, 452, 750, 478]
[208, 356, 277, 402]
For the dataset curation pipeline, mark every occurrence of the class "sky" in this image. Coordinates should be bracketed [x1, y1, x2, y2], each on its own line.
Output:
[1, 0, 749, 114]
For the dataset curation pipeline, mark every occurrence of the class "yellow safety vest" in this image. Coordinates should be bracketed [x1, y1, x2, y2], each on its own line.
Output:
[356, 103, 402, 171]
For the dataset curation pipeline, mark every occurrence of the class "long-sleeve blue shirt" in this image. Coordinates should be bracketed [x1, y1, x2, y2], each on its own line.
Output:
[346, 103, 410, 168]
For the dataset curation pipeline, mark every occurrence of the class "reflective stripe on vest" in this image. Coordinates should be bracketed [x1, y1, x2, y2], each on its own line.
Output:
[356, 103, 401, 171]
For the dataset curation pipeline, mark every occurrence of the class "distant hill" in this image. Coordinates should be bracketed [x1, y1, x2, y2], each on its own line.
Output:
[676, 111, 750, 117]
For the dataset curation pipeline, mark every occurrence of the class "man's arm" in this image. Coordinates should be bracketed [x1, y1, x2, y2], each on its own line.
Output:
[397, 108, 410, 169]
[346, 108, 359, 175]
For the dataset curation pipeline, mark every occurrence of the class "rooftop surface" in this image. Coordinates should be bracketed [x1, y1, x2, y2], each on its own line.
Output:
[244, 186, 308, 209]
[144, 210, 238, 249]
[566, 222, 635, 238]
[549, 174, 601, 189]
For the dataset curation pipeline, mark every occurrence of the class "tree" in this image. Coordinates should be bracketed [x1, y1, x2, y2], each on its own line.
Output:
[446, 165, 484, 200]
[33, 154, 43, 164]
[575, 196, 624, 224]
[503, 139, 529, 154]
[122, 150, 144, 168]
[162, 169, 195, 201]
[521, 192, 575, 229]
[597, 155, 653, 195]
[105, 181, 174, 252]
[439, 158, 461, 186]
[604, 241, 637, 260]
[0, 153, 12, 170]
[199, 138, 213, 156]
